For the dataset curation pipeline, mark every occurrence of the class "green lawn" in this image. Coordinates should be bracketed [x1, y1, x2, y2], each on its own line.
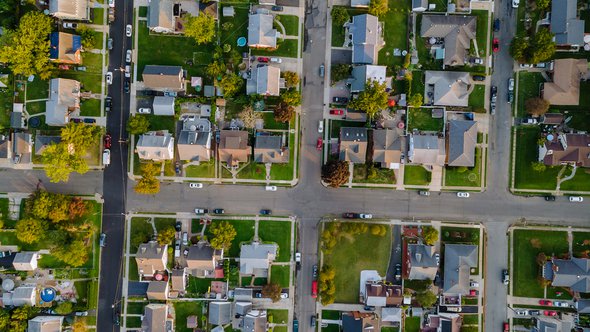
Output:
[128, 258, 139, 281]
[80, 98, 101, 116]
[277, 15, 299, 36]
[262, 112, 289, 130]
[516, 72, 544, 118]
[146, 114, 176, 132]
[322, 310, 341, 320]
[220, 5, 250, 55]
[126, 316, 142, 328]
[404, 317, 421, 332]
[186, 275, 221, 295]
[174, 301, 203, 332]
[512, 229, 569, 298]
[82, 52, 104, 74]
[472, 10, 489, 57]
[154, 217, 175, 233]
[185, 160, 216, 178]
[559, 167, 590, 191]
[268, 309, 289, 324]
[270, 265, 290, 288]
[378, 0, 410, 67]
[566, 106, 590, 131]
[404, 165, 431, 185]
[323, 222, 392, 303]
[59, 71, 102, 94]
[0, 72, 14, 128]
[26, 77, 49, 100]
[407, 108, 443, 132]
[236, 162, 266, 180]
[514, 126, 560, 190]
[258, 220, 292, 262]
[323, 325, 341, 332]
[26, 101, 46, 115]
[573, 232, 590, 258]
[126, 301, 147, 315]
[129, 217, 154, 253]
[468, 85, 485, 111]
[353, 164, 396, 184]
[410, 70, 425, 96]
[92, 8, 104, 25]
[441, 226, 480, 245]
[138, 6, 148, 17]
[206, 219, 255, 257]
[252, 39, 299, 58]
[445, 147, 482, 187]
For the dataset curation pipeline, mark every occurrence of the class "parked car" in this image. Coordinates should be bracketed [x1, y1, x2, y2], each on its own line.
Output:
[126, 49, 132, 63]
[63, 22, 78, 29]
[138, 107, 151, 114]
[265, 186, 277, 191]
[503, 322, 509, 332]
[106, 72, 113, 85]
[312, 265, 318, 279]
[502, 269, 509, 285]
[529, 310, 540, 316]
[194, 208, 208, 214]
[490, 102, 496, 115]
[182, 232, 188, 245]
[330, 109, 344, 115]
[75, 311, 88, 317]
[514, 309, 529, 316]
[174, 242, 181, 257]
[270, 57, 282, 63]
[359, 214, 372, 219]
[99, 233, 106, 247]
[316, 137, 323, 151]
[554, 301, 570, 308]
[470, 281, 479, 288]
[295, 252, 301, 263]
[512, 0, 520, 8]
[280, 293, 289, 299]
[71, 118, 83, 123]
[447, 307, 462, 312]
[108, 38, 113, 50]
[319, 64, 325, 78]
[494, 19, 500, 32]
[491, 85, 498, 97]
[104, 134, 112, 149]
[125, 65, 131, 78]
[83, 118, 96, 124]
[333, 97, 349, 103]
[102, 149, 111, 166]
[457, 192, 470, 198]
[0, 251, 11, 258]
[175, 221, 182, 232]
[105, 96, 112, 112]
[125, 24, 132, 37]
[271, 5, 284, 11]
[544, 195, 556, 201]
[394, 264, 401, 280]
[124, 80, 130, 93]
[364, 306, 376, 311]
[311, 281, 318, 298]
[108, 0, 115, 7]
[189, 183, 203, 189]
[569, 196, 584, 202]
[260, 209, 272, 215]
[418, 190, 430, 196]
[492, 38, 500, 52]
[435, 253, 440, 265]
[508, 78, 515, 91]
[539, 300, 553, 306]
[311, 316, 316, 328]
[212, 208, 225, 214]
[543, 311, 557, 317]
[318, 121, 324, 133]
[472, 75, 485, 81]
[257, 57, 270, 63]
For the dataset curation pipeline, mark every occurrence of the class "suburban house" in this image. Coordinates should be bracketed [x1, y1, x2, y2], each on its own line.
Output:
[351, 0, 370, 7]
[443, 244, 478, 295]
[148, 0, 176, 33]
[234, 288, 254, 302]
[142, 65, 185, 92]
[541, 113, 564, 125]
[234, 301, 253, 317]
[170, 268, 186, 297]
[185, 242, 223, 277]
[49, 32, 82, 65]
[446, 120, 477, 167]
[345, 14, 384, 65]
[218, 130, 252, 167]
[11, 103, 25, 130]
[241, 310, 267, 332]
[247, 10, 278, 49]
[412, 0, 428, 11]
[254, 135, 289, 164]
[135, 242, 168, 278]
[380, 307, 402, 327]
[550, 0, 584, 46]
[246, 65, 281, 96]
[373, 129, 405, 169]
[408, 134, 446, 166]
[45, 78, 81, 126]
[34, 135, 62, 156]
[534, 316, 573, 332]
[424, 71, 471, 107]
[147, 280, 169, 301]
[339, 127, 368, 164]
[342, 312, 380, 332]
[177, 118, 212, 162]
[543, 257, 590, 292]
[543, 58, 588, 105]
[136, 130, 175, 161]
[27, 315, 64, 332]
[576, 299, 590, 313]
[406, 244, 439, 280]
[4, 286, 36, 307]
[539, 133, 590, 168]
[13, 251, 39, 271]
[363, 281, 403, 307]
[142, 303, 174, 332]
[349, 65, 387, 93]
[424, 313, 463, 332]
[0, 136, 10, 163]
[153, 96, 175, 116]
[239, 242, 278, 277]
[12, 132, 33, 164]
[49, 0, 89, 20]
[209, 302, 232, 326]
[420, 15, 477, 67]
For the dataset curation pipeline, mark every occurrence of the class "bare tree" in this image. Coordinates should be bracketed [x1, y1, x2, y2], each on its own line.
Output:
[239, 106, 261, 129]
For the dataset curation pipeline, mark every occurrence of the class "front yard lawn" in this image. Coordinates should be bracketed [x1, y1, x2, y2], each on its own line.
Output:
[445, 147, 482, 187]
[323, 222, 391, 303]
[146, 114, 176, 132]
[472, 10, 489, 57]
[559, 167, 590, 191]
[185, 159, 216, 178]
[174, 301, 203, 332]
[129, 217, 154, 253]
[92, 7, 104, 25]
[404, 165, 431, 186]
[258, 220, 292, 262]
[126, 301, 146, 315]
[331, 7, 368, 47]
[0, 73, 13, 128]
[574, 232, 590, 258]
[353, 164, 396, 184]
[59, 71, 102, 95]
[80, 98, 101, 116]
[516, 72, 544, 118]
[330, 119, 365, 139]
[270, 265, 290, 287]
[441, 226, 480, 245]
[407, 108, 444, 132]
[378, 0, 410, 67]
[514, 126, 560, 190]
[26, 77, 49, 100]
[404, 316, 421, 332]
[269, 309, 289, 324]
[236, 162, 266, 180]
[277, 15, 299, 36]
[468, 85, 485, 111]
[512, 229, 569, 298]
[154, 217, 175, 233]
[262, 112, 289, 130]
[252, 39, 299, 58]
[206, 219, 255, 257]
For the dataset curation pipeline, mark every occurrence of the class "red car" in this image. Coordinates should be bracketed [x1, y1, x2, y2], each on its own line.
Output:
[316, 137, 323, 151]
[330, 109, 344, 115]
[543, 311, 557, 316]
[104, 134, 112, 149]
[503, 322, 509, 332]
[312, 280, 318, 298]
[539, 300, 553, 306]
[493, 38, 500, 52]
[257, 57, 270, 63]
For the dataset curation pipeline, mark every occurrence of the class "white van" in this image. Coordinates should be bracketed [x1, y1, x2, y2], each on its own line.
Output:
[103, 149, 111, 166]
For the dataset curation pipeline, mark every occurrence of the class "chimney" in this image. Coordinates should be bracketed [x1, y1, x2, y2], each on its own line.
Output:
[156, 247, 161, 254]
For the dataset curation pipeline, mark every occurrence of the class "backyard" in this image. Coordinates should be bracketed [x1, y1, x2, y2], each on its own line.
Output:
[407, 108, 444, 132]
[445, 147, 482, 187]
[404, 165, 431, 186]
[377, 0, 411, 67]
[516, 72, 544, 118]
[252, 39, 299, 58]
[513, 126, 561, 190]
[353, 164, 396, 184]
[258, 220, 292, 262]
[205, 219, 255, 257]
[174, 301, 203, 332]
[270, 265, 290, 288]
[441, 226, 480, 245]
[404, 316, 421, 332]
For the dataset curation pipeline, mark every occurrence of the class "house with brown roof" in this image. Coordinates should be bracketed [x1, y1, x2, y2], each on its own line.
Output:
[254, 135, 289, 164]
[446, 120, 477, 167]
[142, 303, 174, 332]
[142, 65, 185, 92]
[539, 133, 590, 168]
[342, 312, 380, 332]
[241, 310, 268, 332]
[543, 58, 588, 105]
[177, 118, 211, 162]
[49, 32, 82, 65]
[420, 15, 477, 67]
[218, 130, 251, 167]
[339, 127, 368, 164]
[406, 244, 439, 280]
[147, 281, 169, 301]
[170, 268, 186, 297]
[12, 132, 32, 164]
[27, 315, 64, 332]
[246, 65, 281, 96]
[424, 313, 462, 332]
[45, 78, 80, 126]
[185, 242, 223, 277]
[373, 129, 405, 169]
[363, 281, 403, 307]
[135, 242, 168, 278]
[541, 113, 564, 125]
[49, 0, 89, 20]
[148, 0, 176, 33]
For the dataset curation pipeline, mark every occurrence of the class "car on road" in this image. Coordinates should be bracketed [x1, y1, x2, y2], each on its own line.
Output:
[270, 57, 282, 63]
[295, 252, 301, 263]
[195, 208, 208, 214]
[293, 320, 299, 332]
[138, 107, 151, 114]
[99, 233, 106, 247]
[257, 57, 270, 63]
[569, 196, 584, 202]
[435, 253, 440, 265]
[125, 65, 131, 78]
[503, 322, 509, 332]
[512, 0, 520, 8]
[175, 221, 182, 232]
[543, 311, 557, 316]
[539, 300, 553, 306]
[491, 85, 497, 97]
[265, 186, 277, 191]
[508, 78, 515, 91]
[126, 24, 132, 37]
[342, 213, 360, 218]
[271, 5, 284, 11]
[212, 208, 225, 214]
[502, 269, 509, 285]
[104, 134, 112, 149]
[394, 264, 401, 280]
[112, 309, 120, 326]
[318, 121, 323, 133]
[554, 301, 570, 308]
[83, 118, 96, 124]
[472, 75, 485, 81]
[105, 96, 112, 112]
[260, 209, 272, 215]
[418, 190, 430, 196]
[312, 264, 318, 279]
[359, 214, 373, 219]
[126, 50, 132, 63]
[311, 316, 316, 328]
[311, 280, 318, 298]
[108, 38, 113, 50]
[319, 64, 325, 78]
[124, 80, 130, 93]
[330, 109, 344, 115]
[544, 195, 556, 201]
[457, 192, 470, 198]
[490, 102, 496, 115]
[316, 137, 323, 151]
[494, 19, 500, 32]
[333, 97, 349, 103]
[492, 38, 500, 52]
[189, 183, 203, 189]
[102, 149, 111, 166]
[106, 72, 113, 85]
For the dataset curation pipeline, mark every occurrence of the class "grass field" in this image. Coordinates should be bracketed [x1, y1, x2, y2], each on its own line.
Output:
[378, 0, 410, 67]
[472, 10, 489, 57]
[404, 165, 431, 186]
[269, 309, 289, 324]
[468, 85, 486, 111]
[80, 98, 101, 116]
[407, 108, 444, 132]
[174, 301, 203, 332]
[353, 164, 396, 184]
[206, 219, 255, 257]
[129, 217, 154, 253]
[445, 147, 482, 187]
[26, 77, 49, 100]
[26, 101, 46, 115]
[573, 232, 590, 258]
[262, 112, 289, 130]
[258, 220, 292, 262]
[236, 162, 266, 180]
[323, 223, 391, 303]
[441, 226, 480, 245]
[516, 72, 544, 118]
[185, 159, 216, 178]
[126, 302, 147, 315]
[252, 39, 299, 58]
[404, 317, 420, 332]
[513, 126, 560, 190]
[270, 265, 290, 288]
[277, 15, 299, 36]
[512, 229, 568, 298]
[220, 4, 250, 55]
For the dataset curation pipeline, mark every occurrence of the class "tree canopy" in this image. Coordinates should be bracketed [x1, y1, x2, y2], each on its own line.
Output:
[283, 71, 300, 88]
[239, 106, 261, 129]
[525, 97, 550, 116]
[368, 0, 389, 18]
[331, 7, 351, 27]
[281, 89, 302, 106]
[209, 221, 237, 250]
[157, 227, 177, 245]
[184, 13, 216, 45]
[127, 115, 150, 135]
[415, 291, 438, 308]
[219, 72, 243, 98]
[53, 239, 89, 267]
[262, 283, 282, 302]
[331, 64, 352, 84]
[134, 162, 161, 195]
[510, 29, 556, 64]
[421, 226, 439, 245]
[321, 160, 350, 188]
[348, 79, 388, 118]
[274, 102, 295, 123]
[15, 218, 47, 244]
[408, 94, 423, 108]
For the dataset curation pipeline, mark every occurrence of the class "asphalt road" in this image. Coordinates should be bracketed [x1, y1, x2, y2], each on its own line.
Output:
[95, 0, 133, 330]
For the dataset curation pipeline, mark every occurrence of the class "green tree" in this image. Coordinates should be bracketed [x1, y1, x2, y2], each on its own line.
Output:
[239, 106, 261, 129]
[0, 11, 54, 79]
[409, 94, 423, 108]
[528, 28, 556, 63]
[61, 123, 100, 152]
[348, 79, 388, 118]
[525, 97, 550, 116]
[331, 7, 351, 27]
[42, 143, 90, 183]
[10, 305, 36, 321]
[331, 64, 352, 84]
[54, 301, 74, 315]
[321, 160, 350, 188]
[76, 25, 97, 49]
[415, 291, 438, 307]
[531, 161, 547, 172]
[134, 162, 161, 195]
[0, 309, 9, 331]
[47, 194, 70, 223]
[127, 115, 150, 135]
[510, 35, 529, 63]
[53, 239, 89, 267]
[157, 227, 177, 245]
[219, 72, 243, 98]
[262, 283, 282, 302]
[72, 317, 88, 332]
[16, 218, 47, 244]
[184, 13, 216, 45]
[209, 221, 237, 250]
[280, 88, 302, 106]
[368, 0, 389, 17]
[283, 71, 300, 88]
[535, 0, 550, 10]
[206, 61, 226, 79]
[273, 102, 295, 123]
[421, 226, 439, 245]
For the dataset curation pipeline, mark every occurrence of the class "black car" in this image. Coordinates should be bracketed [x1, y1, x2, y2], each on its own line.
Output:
[312, 264, 318, 279]
[271, 5, 284, 11]
[175, 221, 182, 232]
[472, 75, 486, 81]
[260, 209, 272, 215]
[83, 118, 96, 124]
[491, 85, 497, 97]
[213, 208, 225, 214]
[363, 306, 376, 311]
[124, 80, 130, 93]
[333, 96, 349, 103]
[544, 195, 556, 201]
[71, 118, 83, 123]
[342, 212, 360, 218]
[105, 96, 112, 112]
[493, 19, 500, 32]
[395, 264, 402, 280]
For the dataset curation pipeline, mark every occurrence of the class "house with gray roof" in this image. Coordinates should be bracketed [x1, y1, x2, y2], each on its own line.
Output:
[142, 303, 173, 332]
[136, 130, 175, 161]
[0, 136, 10, 163]
[235, 302, 253, 316]
[447, 120, 477, 167]
[49, 0, 89, 20]
[136, 241, 168, 278]
[27, 315, 64, 332]
[240, 242, 277, 277]
[247, 65, 281, 96]
[234, 288, 254, 302]
[177, 118, 212, 162]
[339, 127, 368, 164]
[534, 316, 573, 332]
[45, 78, 80, 126]
[248, 11, 278, 49]
[35, 135, 62, 156]
[543, 257, 590, 292]
[148, 0, 176, 33]
[443, 244, 478, 295]
[373, 129, 405, 169]
[408, 134, 445, 166]
[10, 286, 36, 306]
[209, 302, 232, 326]
[345, 14, 384, 65]
[185, 242, 223, 277]
[425, 71, 471, 107]
[147, 281, 169, 301]
[13, 252, 39, 271]
[381, 307, 402, 326]
[153, 96, 175, 116]
[576, 299, 590, 313]
[350, 65, 387, 93]
[11, 104, 25, 129]
[351, 0, 370, 7]
[420, 15, 476, 67]
[550, 0, 584, 46]
[412, 0, 428, 11]
[142, 65, 185, 91]
[241, 310, 267, 332]
[407, 244, 438, 280]
[254, 135, 289, 164]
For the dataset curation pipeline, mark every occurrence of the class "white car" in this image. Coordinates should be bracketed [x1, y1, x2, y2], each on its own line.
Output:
[435, 253, 440, 265]
[138, 108, 151, 114]
[270, 57, 282, 63]
[295, 252, 301, 263]
[189, 183, 203, 189]
[554, 301, 570, 308]
[280, 293, 288, 299]
[512, 0, 519, 8]
[569, 196, 584, 203]
[106, 72, 113, 85]
[514, 309, 529, 316]
[265, 186, 277, 191]
[63, 22, 78, 29]
[457, 192, 470, 198]
[318, 121, 323, 133]
[359, 214, 372, 219]
[194, 208, 208, 214]
[126, 24, 132, 37]
[108, 0, 115, 7]
[126, 50, 132, 63]
[470, 281, 480, 288]
[124, 65, 131, 78]
[102, 149, 111, 166]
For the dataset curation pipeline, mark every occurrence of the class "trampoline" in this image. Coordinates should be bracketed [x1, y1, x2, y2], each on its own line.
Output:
[237, 37, 247, 47]
[40, 287, 56, 303]
[29, 117, 40, 128]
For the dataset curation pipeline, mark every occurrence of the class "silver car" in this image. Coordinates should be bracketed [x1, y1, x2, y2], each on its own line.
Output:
[126, 50, 132, 63]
